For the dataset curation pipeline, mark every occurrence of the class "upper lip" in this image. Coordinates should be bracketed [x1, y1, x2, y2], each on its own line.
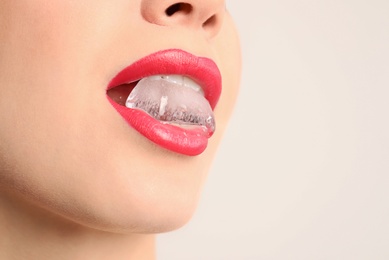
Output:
[107, 49, 222, 109]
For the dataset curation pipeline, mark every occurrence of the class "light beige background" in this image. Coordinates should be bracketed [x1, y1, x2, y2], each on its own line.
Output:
[158, 1, 389, 259]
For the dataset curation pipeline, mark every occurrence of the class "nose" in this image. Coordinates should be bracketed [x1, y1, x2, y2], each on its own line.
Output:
[141, 0, 225, 38]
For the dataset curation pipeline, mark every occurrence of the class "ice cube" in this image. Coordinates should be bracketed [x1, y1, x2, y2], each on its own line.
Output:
[126, 75, 215, 134]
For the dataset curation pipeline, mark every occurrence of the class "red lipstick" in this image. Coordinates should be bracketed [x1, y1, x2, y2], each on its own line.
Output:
[106, 49, 222, 156]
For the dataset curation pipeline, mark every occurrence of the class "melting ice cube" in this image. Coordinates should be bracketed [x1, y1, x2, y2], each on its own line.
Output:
[126, 75, 215, 134]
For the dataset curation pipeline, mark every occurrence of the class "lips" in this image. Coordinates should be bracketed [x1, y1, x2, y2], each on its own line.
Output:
[106, 49, 222, 156]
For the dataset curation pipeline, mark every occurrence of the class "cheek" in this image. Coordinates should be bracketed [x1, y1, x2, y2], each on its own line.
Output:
[0, 0, 127, 179]
[214, 14, 242, 130]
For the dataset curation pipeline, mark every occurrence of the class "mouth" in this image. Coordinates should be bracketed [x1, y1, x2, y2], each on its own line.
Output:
[106, 49, 222, 156]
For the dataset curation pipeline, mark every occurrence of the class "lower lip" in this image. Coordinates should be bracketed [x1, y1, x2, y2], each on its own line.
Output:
[107, 98, 210, 156]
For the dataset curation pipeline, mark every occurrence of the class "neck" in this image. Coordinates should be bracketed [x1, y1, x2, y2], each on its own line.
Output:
[0, 192, 156, 260]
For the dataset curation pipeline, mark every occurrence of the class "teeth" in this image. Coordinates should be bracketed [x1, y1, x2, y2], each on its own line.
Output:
[147, 75, 204, 95]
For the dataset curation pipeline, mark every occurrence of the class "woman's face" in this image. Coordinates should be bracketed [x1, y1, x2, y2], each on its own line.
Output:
[0, 0, 240, 233]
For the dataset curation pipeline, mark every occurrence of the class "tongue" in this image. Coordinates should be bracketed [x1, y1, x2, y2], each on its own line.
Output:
[125, 76, 215, 134]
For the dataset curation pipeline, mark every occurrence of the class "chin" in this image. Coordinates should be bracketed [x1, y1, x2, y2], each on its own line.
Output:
[66, 195, 199, 234]
[70, 125, 221, 234]
[19, 147, 214, 235]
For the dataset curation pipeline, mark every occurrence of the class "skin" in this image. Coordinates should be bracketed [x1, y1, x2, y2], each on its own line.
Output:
[0, 0, 240, 259]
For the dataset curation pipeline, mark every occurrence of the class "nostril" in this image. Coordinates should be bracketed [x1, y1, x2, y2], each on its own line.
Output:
[202, 14, 217, 29]
[202, 12, 223, 38]
[165, 3, 192, 17]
